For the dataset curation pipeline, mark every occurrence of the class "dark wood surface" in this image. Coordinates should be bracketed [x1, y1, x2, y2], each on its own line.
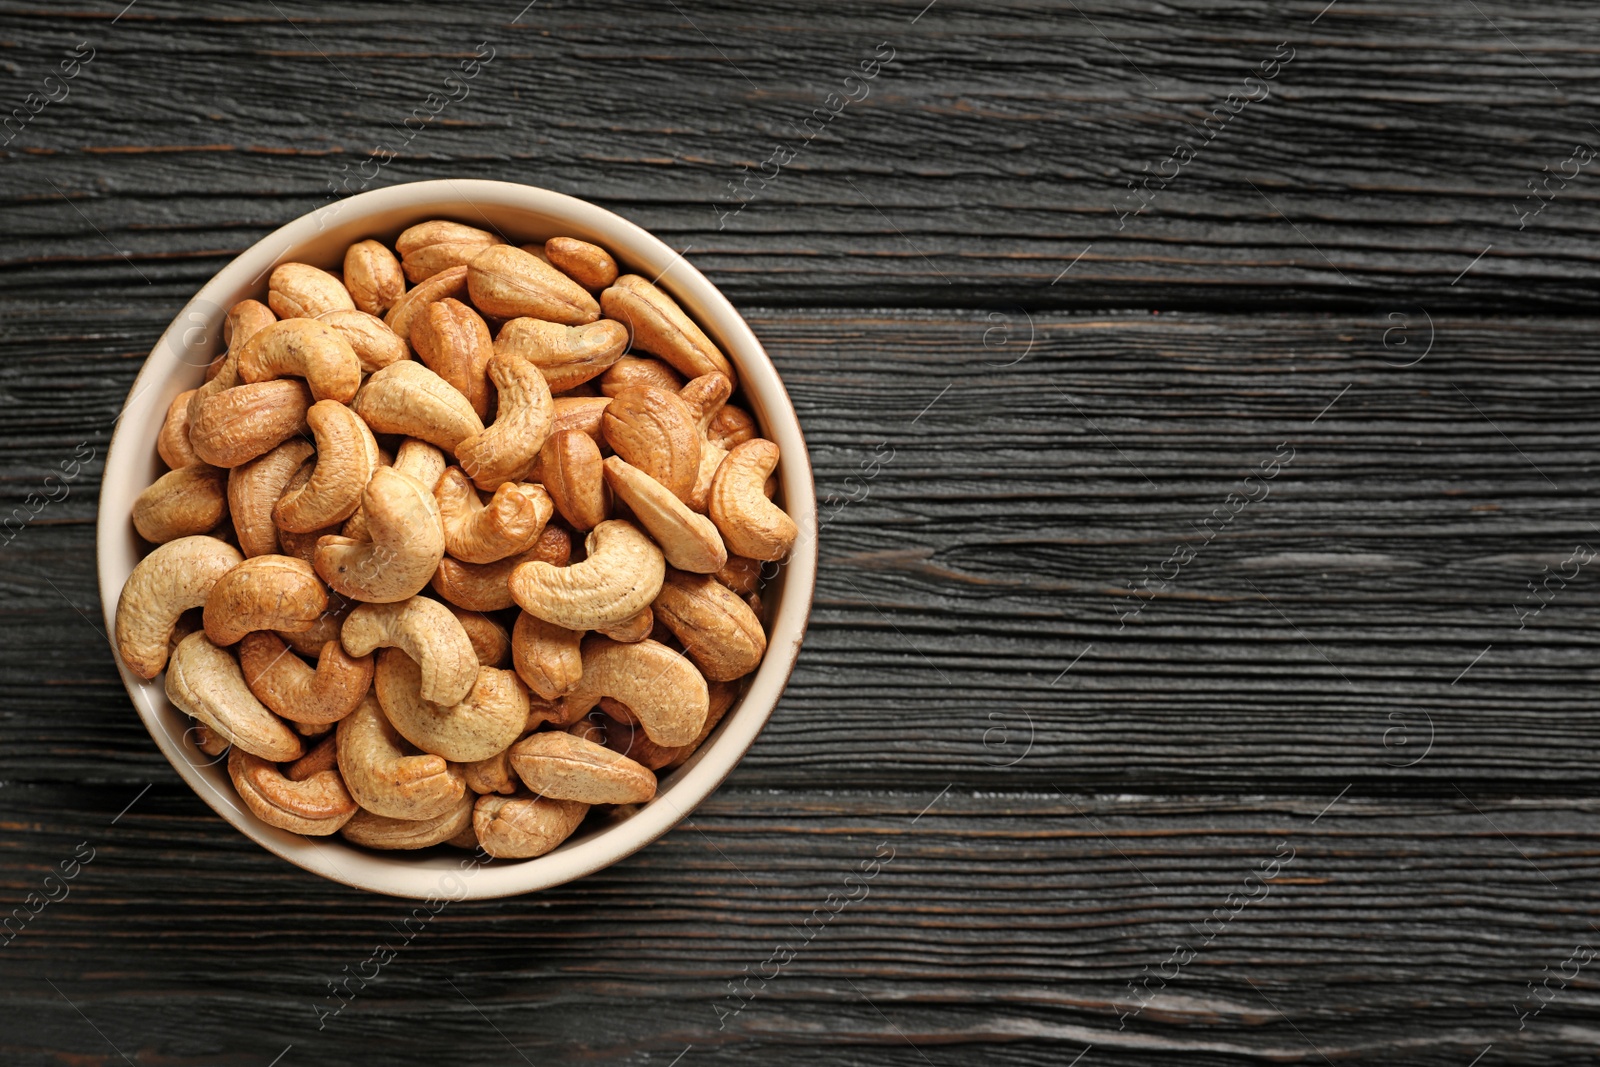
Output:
[3, 2, 1599, 1064]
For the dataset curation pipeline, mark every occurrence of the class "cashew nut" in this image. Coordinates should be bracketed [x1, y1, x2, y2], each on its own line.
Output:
[202, 554, 327, 646]
[508, 519, 665, 631]
[229, 747, 357, 836]
[115, 534, 244, 678]
[286, 734, 338, 780]
[277, 589, 356, 657]
[709, 438, 797, 561]
[189, 379, 313, 469]
[563, 636, 709, 747]
[539, 428, 609, 531]
[455, 352, 555, 489]
[342, 792, 474, 851]
[374, 649, 529, 762]
[341, 597, 478, 705]
[601, 384, 702, 504]
[463, 745, 520, 796]
[227, 438, 314, 557]
[509, 731, 656, 805]
[473, 792, 588, 859]
[267, 263, 355, 319]
[602, 456, 726, 574]
[343, 437, 445, 541]
[188, 299, 277, 428]
[449, 606, 511, 668]
[410, 296, 494, 418]
[238, 631, 373, 725]
[601, 356, 685, 398]
[466, 244, 600, 325]
[237, 318, 362, 403]
[652, 569, 766, 681]
[596, 605, 654, 644]
[272, 399, 381, 532]
[545, 236, 618, 291]
[350, 359, 484, 453]
[435, 466, 550, 564]
[343, 239, 406, 316]
[680, 372, 735, 513]
[510, 611, 583, 700]
[317, 308, 408, 372]
[715, 555, 762, 596]
[314, 467, 444, 603]
[383, 263, 469, 346]
[158, 389, 201, 469]
[396, 219, 502, 283]
[165, 631, 303, 761]
[494, 316, 628, 393]
[132, 464, 229, 544]
[599, 274, 735, 386]
[335, 694, 465, 820]
[550, 395, 611, 444]
[707, 403, 758, 452]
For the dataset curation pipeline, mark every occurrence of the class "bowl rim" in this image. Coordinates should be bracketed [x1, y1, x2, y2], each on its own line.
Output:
[95, 178, 817, 899]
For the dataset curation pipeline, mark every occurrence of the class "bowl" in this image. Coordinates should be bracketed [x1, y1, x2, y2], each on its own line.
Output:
[95, 179, 817, 899]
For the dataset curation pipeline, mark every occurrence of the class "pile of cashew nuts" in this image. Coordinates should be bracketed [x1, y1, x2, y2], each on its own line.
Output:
[113, 221, 796, 859]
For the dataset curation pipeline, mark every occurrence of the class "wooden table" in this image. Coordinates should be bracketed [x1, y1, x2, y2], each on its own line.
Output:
[3, 2, 1597, 1063]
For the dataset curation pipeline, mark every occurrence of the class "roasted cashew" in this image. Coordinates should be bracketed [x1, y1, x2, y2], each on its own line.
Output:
[410, 296, 494, 418]
[435, 466, 550, 564]
[229, 747, 357, 836]
[601, 384, 702, 505]
[238, 631, 373, 725]
[277, 589, 356, 657]
[315, 467, 444, 603]
[285, 734, 338, 780]
[350, 359, 484, 453]
[316, 308, 408, 372]
[599, 274, 735, 386]
[709, 438, 797, 562]
[653, 569, 766, 681]
[466, 244, 600, 325]
[431, 523, 572, 612]
[463, 745, 520, 796]
[508, 519, 665, 631]
[680, 372, 735, 513]
[374, 649, 529, 762]
[550, 395, 611, 444]
[715, 555, 762, 596]
[202, 554, 327, 646]
[343, 437, 446, 541]
[494, 316, 628, 393]
[189, 379, 312, 469]
[563, 636, 709, 747]
[343, 239, 406, 316]
[707, 403, 758, 452]
[267, 263, 354, 319]
[545, 237, 618, 291]
[509, 731, 656, 805]
[455, 352, 555, 490]
[342, 793, 474, 851]
[165, 631, 303, 761]
[115, 534, 244, 678]
[187, 299, 277, 428]
[272, 399, 381, 533]
[335, 694, 464, 821]
[473, 792, 588, 859]
[600, 355, 685, 398]
[340, 596, 478, 705]
[158, 389, 201, 469]
[595, 605, 654, 644]
[383, 263, 468, 346]
[132, 464, 229, 544]
[539, 428, 609, 531]
[237, 318, 362, 404]
[449, 606, 511, 667]
[228, 438, 314, 557]
[602, 456, 726, 574]
[510, 611, 583, 700]
[396, 219, 501, 283]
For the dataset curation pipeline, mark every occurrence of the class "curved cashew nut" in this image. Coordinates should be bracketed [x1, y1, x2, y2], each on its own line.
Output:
[189, 379, 312, 469]
[202, 554, 327, 646]
[132, 464, 229, 544]
[707, 403, 758, 452]
[511, 611, 583, 700]
[601, 356, 685, 398]
[350, 358, 484, 453]
[495, 316, 628, 393]
[115, 534, 243, 678]
[715, 555, 762, 596]
[599, 274, 735, 386]
[595, 605, 654, 644]
[317, 308, 408, 372]
[466, 244, 600, 324]
[229, 747, 357, 836]
[410, 297, 494, 418]
[267, 262, 354, 320]
[286, 734, 338, 779]
[473, 792, 588, 859]
[545, 236, 618, 290]
[564, 636, 709, 747]
[237, 318, 362, 403]
[661, 680, 740, 769]
[335, 694, 465, 821]
[396, 220, 501, 283]
[572, 712, 674, 771]
[341, 596, 478, 705]
[509, 731, 656, 805]
[508, 519, 664, 631]
[539, 428, 609, 531]
[342, 437, 446, 542]
[449, 606, 511, 667]
[430, 523, 572, 612]
[456, 352, 555, 490]
[228, 438, 314, 557]
[463, 745, 520, 795]
[653, 569, 766, 681]
[238, 631, 373, 725]
[277, 590, 356, 657]
[680, 372, 735, 513]
[342, 792, 474, 851]
[709, 439, 797, 562]
[435, 466, 551, 563]
[165, 631, 303, 761]
[603, 456, 726, 573]
[601, 385, 702, 504]
[374, 649, 529, 762]
[383, 263, 468, 345]
[343, 239, 406, 317]
[314, 467, 444, 603]
[187, 299, 277, 428]
[272, 399, 380, 533]
[158, 389, 201, 469]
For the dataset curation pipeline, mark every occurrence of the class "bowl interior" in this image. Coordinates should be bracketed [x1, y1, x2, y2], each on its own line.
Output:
[96, 180, 816, 899]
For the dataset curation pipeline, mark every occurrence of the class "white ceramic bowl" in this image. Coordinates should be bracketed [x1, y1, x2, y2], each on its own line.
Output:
[96, 179, 816, 899]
